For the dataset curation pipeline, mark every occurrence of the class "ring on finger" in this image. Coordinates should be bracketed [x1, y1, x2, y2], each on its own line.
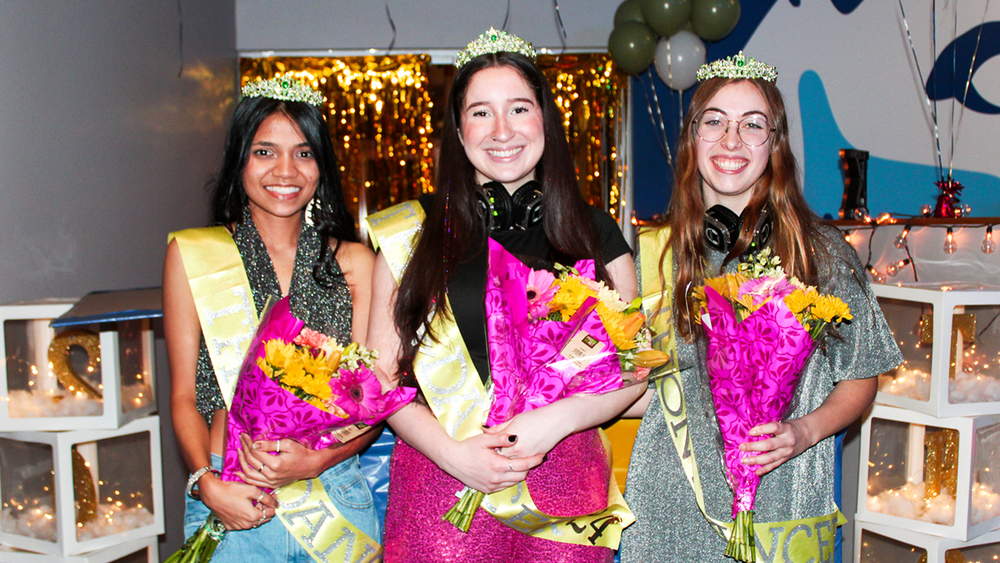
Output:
[275, 440, 280, 454]
[259, 462, 265, 473]
[508, 459, 514, 473]
[256, 491, 265, 505]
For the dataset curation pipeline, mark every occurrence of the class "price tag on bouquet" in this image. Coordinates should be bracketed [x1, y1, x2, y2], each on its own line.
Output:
[557, 298, 603, 371]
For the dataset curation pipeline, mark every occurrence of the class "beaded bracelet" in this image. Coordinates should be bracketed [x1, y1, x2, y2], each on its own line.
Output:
[185, 466, 220, 498]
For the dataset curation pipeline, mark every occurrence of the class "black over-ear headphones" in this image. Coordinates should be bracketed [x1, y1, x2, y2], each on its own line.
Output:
[475, 181, 544, 232]
[703, 204, 772, 254]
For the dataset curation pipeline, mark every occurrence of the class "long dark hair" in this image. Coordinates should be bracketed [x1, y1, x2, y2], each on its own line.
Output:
[208, 96, 358, 286]
[657, 77, 823, 338]
[393, 52, 608, 383]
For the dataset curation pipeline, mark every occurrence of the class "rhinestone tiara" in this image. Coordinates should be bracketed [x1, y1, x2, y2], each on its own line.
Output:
[455, 27, 537, 69]
[241, 72, 325, 106]
[696, 51, 778, 83]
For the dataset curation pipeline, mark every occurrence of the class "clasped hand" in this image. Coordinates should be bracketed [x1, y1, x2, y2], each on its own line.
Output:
[236, 433, 350, 489]
[198, 474, 276, 531]
[442, 432, 545, 494]
[739, 418, 811, 476]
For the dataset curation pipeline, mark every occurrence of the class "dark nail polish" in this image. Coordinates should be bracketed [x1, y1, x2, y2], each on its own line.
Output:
[508, 435, 517, 443]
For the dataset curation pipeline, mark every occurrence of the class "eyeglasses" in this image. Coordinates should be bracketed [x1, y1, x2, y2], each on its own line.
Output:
[693, 112, 775, 147]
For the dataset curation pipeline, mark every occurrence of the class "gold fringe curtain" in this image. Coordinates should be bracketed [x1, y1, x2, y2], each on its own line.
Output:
[537, 54, 629, 224]
[241, 54, 628, 228]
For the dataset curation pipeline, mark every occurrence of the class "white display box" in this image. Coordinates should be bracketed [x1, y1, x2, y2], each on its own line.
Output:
[1, 290, 160, 431]
[0, 536, 156, 563]
[872, 282, 1000, 418]
[857, 405, 1000, 541]
[856, 521, 1000, 563]
[0, 416, 164, 557]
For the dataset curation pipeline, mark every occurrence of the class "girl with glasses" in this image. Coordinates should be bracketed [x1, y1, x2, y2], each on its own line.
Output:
[618, 53, 901, 563]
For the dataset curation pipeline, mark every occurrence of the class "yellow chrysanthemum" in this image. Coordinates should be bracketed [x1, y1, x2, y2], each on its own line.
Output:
[737, 291, 760, 311]
[550, 276, 591, 321]
[263, 339, 295, 369]
[257, 357, 276, 378]
[811, 295, 853, 323]
[299, 350, 333, 379]
[703, 273, 747, 301]
[596, 302, 636, 350]
[783, 288, 818, 315]
[280, 362, 309, 388]
[691, 284, 707, 310]
[299, 375, 332, 401]
[305, 397, 327, 410]
[703, 276, 732, 300]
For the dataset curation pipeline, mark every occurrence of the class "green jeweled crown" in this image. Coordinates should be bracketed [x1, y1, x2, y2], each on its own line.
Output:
[696, 51, 778, 82]
[241, 72, 325, 106]
[455, 27, 537, 69]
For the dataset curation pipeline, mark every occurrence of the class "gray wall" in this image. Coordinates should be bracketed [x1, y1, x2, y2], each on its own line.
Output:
[0, 1, 236, 304]
[0, 1, 236, 558]
[236, 0, 617, 52]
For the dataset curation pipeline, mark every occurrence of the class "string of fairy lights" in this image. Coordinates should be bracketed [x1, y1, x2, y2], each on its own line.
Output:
[840, 212, 1000, 284]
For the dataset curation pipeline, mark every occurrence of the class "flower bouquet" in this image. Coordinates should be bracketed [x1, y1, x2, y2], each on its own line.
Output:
[692, 249, 851, 562]
[167, 296, 415, 563]
[442, 239, 671, 532]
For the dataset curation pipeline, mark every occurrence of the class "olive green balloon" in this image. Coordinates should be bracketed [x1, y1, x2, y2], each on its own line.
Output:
[614, 0, 646, 26]
[691, 0, 740, 41]
[640, 0, 692, 39]
[608, 21, 658, 75]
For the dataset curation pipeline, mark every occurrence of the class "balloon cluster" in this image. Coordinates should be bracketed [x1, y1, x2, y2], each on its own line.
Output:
[608, 0, 740, 90]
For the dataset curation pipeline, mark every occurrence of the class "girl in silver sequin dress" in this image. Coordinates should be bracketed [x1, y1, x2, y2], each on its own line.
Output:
[619, 53, 901, 562]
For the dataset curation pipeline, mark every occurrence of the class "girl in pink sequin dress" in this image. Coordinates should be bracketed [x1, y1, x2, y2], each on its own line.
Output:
[366, 30, 643, 563]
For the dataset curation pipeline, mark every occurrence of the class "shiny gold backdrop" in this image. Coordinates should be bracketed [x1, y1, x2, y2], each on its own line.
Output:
[240, 54, 628, 229]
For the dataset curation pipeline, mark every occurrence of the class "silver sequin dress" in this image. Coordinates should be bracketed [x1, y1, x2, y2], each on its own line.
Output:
[619, 225, 902, 562]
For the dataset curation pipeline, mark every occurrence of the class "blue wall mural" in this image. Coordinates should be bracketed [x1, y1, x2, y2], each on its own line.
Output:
[801, 70, 1000, 219]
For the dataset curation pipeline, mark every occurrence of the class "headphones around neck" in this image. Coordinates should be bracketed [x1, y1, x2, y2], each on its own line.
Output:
[475, 181, 544, 232]
[703, 204, 773, 254]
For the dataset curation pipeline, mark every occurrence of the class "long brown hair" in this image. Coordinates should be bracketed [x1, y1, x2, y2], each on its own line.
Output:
[656, 77, 822, 338]
[393, 52, 610, 384]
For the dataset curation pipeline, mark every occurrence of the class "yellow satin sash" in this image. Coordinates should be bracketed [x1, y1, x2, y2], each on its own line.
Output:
[638, 226, 845, 563]
[276, 480, 382, 563]
[366, 201, 634, 549]
[170, 227, 382, 563]
[170, 227, 258, 408]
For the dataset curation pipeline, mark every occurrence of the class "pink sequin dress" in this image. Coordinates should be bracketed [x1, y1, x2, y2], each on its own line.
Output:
[383, 429, 613, 563]
[382, 201, 631, 562]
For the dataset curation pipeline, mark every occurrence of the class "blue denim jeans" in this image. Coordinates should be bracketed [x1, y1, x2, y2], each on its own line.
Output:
[184, 454, 379, 563]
